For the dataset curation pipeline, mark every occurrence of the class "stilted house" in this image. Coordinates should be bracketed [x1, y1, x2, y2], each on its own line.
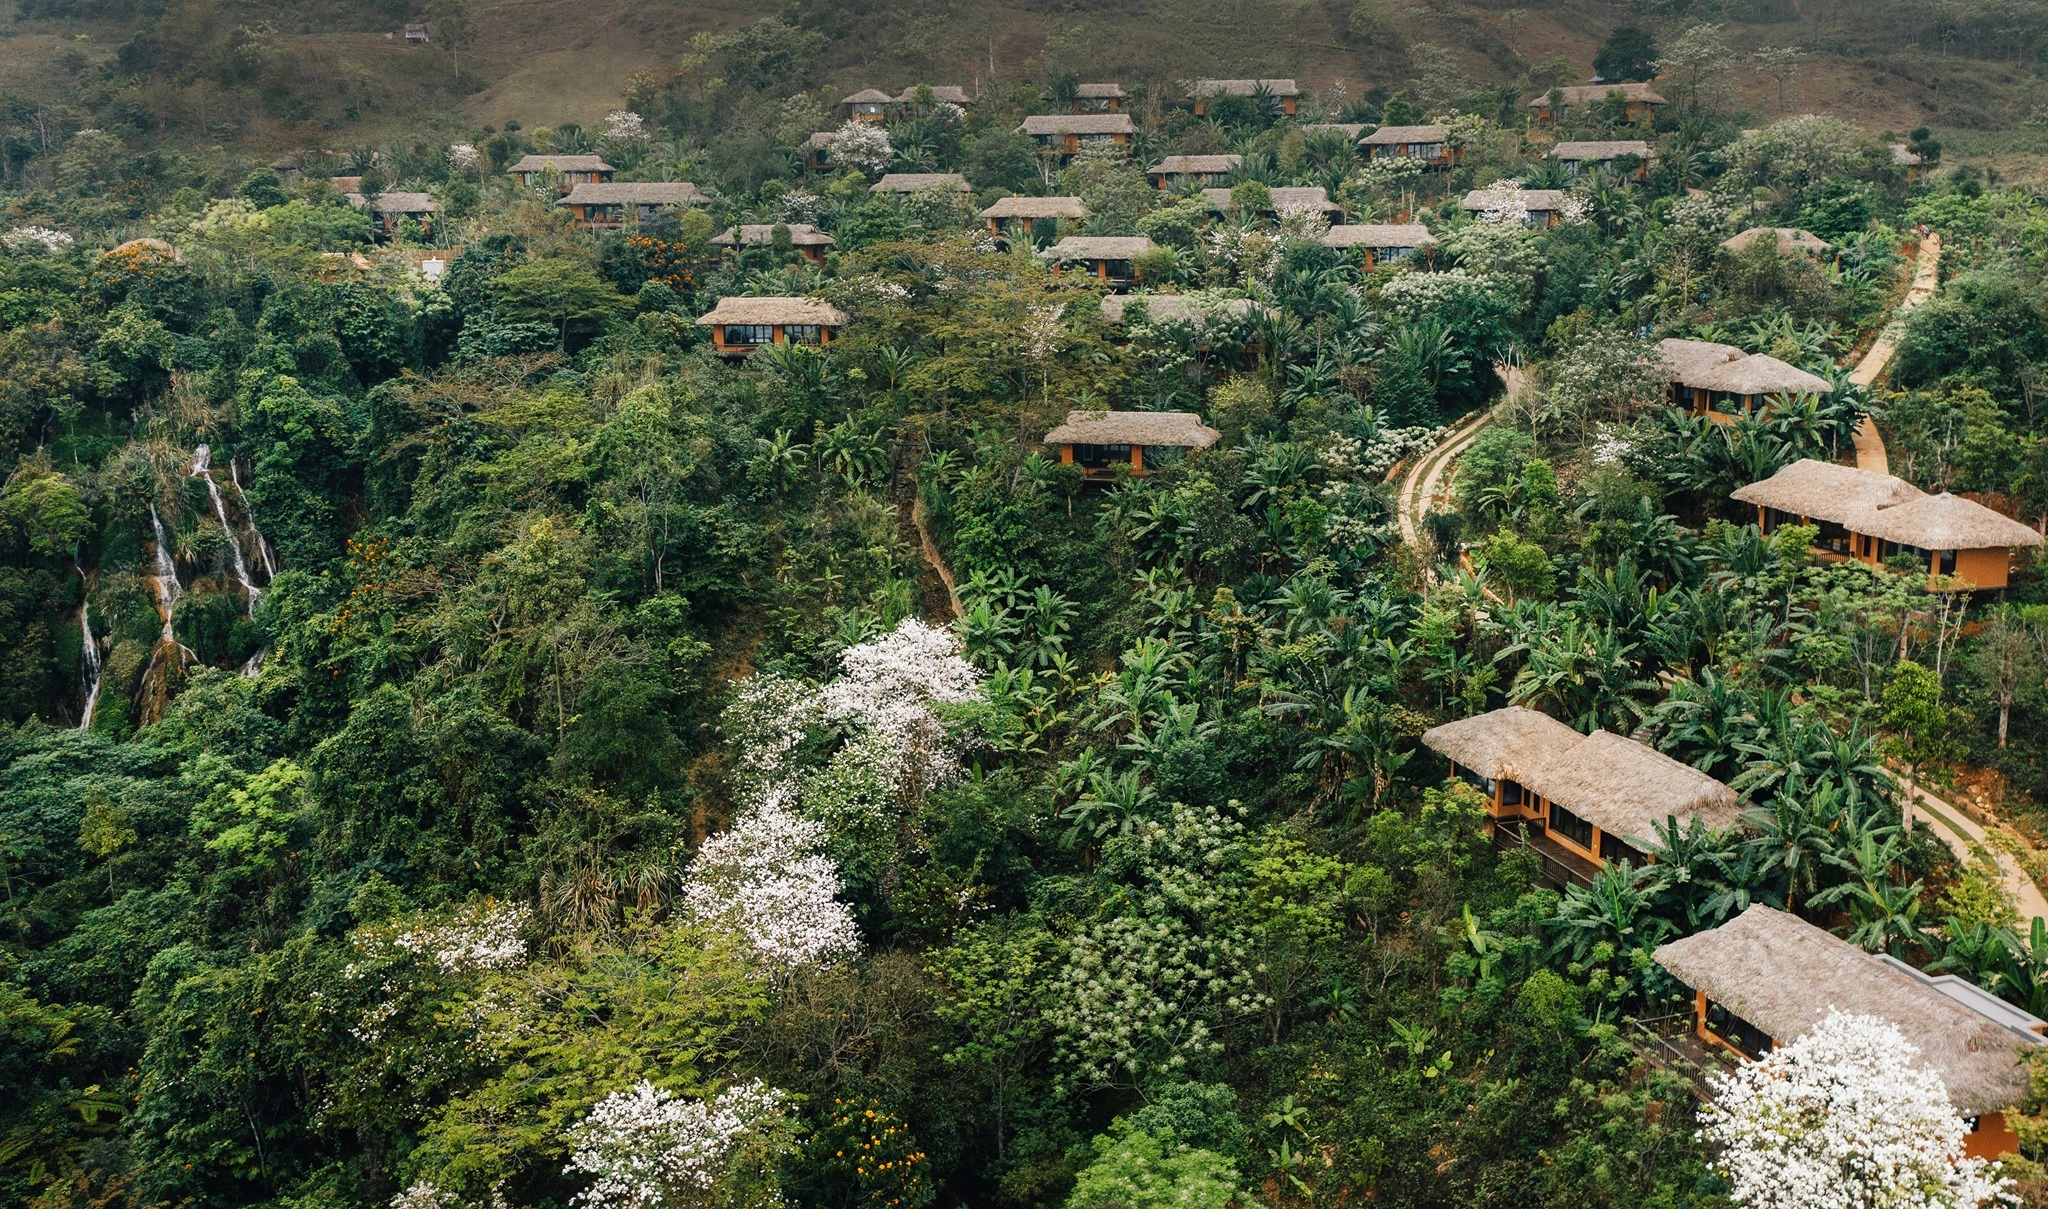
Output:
[1654, 904, 2047, 1159]
[1321, 223, 1434, 269]
[869, 173, 973, 195]
[1459, 187, 1570, 228]
[1721, 226, 1831, 255]
[1042, 235, 1154, 290]
[1020, 114, 1136, 160]
[345, 191, 438, 237]
[979, 196, 1088, 244]
[1528, 82, 1666, 125]
[695, 297, 847, 356]
[710, 223, 837, 263]
[1072, 84, 1126, 112]
[1358, 124, 1455, 168]
[1654, 340, 1832, 422]
[507, 154, 616, 189]
[1043, 410, 1221, 479]
[1147, 155, 1241, 189]
[1421, 706, 1739, 887]
[1654, 337, 1747, 414]
[1191, 79, 1299, 116]
[840, 89, 893, 122]
[1201, 185, 1342, 220]
[1733, 459, 2044, 589]
[558, 182, 706, 228]
[1550, 140, 1655, 179]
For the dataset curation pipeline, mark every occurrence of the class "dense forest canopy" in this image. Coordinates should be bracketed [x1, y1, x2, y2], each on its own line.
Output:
[3, 2, 2048, 1208]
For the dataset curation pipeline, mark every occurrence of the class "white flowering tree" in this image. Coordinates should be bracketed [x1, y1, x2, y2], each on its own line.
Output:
[446, 143, 483, 181]
[3, 226, 73, 254]
[1470, 178, 1531, 226]
[1700, 1010, 2014, 1209]
[565, 1079, 796, 1209]
[680, 788, 861, 972]
[605, 110, 647, 142]
[826, 121, 893, 175]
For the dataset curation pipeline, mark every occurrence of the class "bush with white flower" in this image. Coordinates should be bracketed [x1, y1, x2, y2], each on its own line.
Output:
[1700, 1009, 2014, 1209]
[446, 143, 483, 176]
[4, 226, 73, 254]
[605, 110, 648, 142]
[1469, 178, 1531, 226]
[565, 1079, 796, 1209]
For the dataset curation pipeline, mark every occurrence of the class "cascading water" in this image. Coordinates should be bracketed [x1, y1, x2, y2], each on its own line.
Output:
[136, 503, 197, 726]
[74, 560, 102, 731]
[148, 503, 183, 628]
[192, 444, 260, 615]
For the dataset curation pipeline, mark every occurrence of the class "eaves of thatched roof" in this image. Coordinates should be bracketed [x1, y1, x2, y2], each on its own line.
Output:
[1731, 459, 1925, 525]
[1042, 410, 1220, 448]
[980, 195, 1089, 221]
[1849, 493, 2046, 552]
[1654, 905, 2046, 1117]
[694, 296, 848, 327]
[1322, 223, 1434, 249]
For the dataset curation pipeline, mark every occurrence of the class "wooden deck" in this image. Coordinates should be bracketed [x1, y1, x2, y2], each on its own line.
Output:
[1491, 817, 1601, 889]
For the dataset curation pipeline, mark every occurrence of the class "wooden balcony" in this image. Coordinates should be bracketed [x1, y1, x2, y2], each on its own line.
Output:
[1491, 816, 1600, 889]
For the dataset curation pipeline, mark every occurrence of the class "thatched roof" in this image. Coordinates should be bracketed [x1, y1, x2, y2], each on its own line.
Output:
[1692, 353, 1833, 396]
[1848, 493, 2046, 552]
[346, 191, 437, 214]
[1731, 459, 1925, 525]
[1892, 143, 1924, 167]
[711, 223, 836, 248]
[1361, 124, 1449, 145]
[695, 296, 849, 327]
[980, 195, 1089, 220]
[1550, 140, 1654, 161]
[895, 85, 973, 105]
[1043, 410, 1221, 448]
[1459, 188, 1570, 212]
[870, 173, 972, 193]
[1516, 729, 1740, 840]
[1298, 123, 1366, 139]
[507, 154, 615, 174]
[1193, 78, 1300, 97]
[1020, 114, 1136, 136]
[1420, 707, 1584, 782]
[1722, 226, 1831, 254]
[1322, 223, 1435, 249]
[1531, 82, 1668, 107]
[1148, 155, 1242, 175]
[559, 182, 706, 206]
[1075, 83, 1126, 99]
[1653, 905, 2046, 1117]
[1655, 337, 1747, 386]
[1202, 185, 1341, 213]
[1099, 294, 1265, 325]
[804, 131, 835, 149]
[841, 88, 893, 104]
[1043, 235, 1156, 261]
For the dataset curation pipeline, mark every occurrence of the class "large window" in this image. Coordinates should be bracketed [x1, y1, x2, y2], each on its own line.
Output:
[1599, 831, 1641, 866]
[1375, 246, 1415, 263]
[1937, 548, 1957, 576]
[1705, 1000, 1774, 1059]
[723, 324, 775, 346]
[1549, 802, 1594, 850]
[784, 325, 824, 345]
[1072, 443, 1132, 469]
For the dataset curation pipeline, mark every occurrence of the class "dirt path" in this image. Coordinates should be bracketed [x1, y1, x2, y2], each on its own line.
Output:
[909, 485, 963, 620]
[1847, 233, 1943, 473]
[1902, 775, 2048, 925]
[1392, 365, 1525, 552]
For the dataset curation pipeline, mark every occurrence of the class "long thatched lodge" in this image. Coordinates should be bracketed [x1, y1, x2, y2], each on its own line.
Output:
[1420, 706, 1739, 886]
[1655, 905, 2047, 1158]
[1734, 458, 2045, 589]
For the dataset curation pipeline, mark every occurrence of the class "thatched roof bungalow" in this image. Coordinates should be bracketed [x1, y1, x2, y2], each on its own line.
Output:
[870, 172, 973, 194]
[1550, 140, 1655, 179]
[1321, 223, 1434, 268]
[1666, 351, 1832, 422]
[558, 182, 706, 227]
[710, 223, 836, 262]
[1421, 706, 1737, 882]
[1201, 185, 1342, 218]
[1529, 81, 1667, 124]
[1147, 155, 1241, 189]
[344, 191, 437, 238]
[980, 195, 1088, 242]
[1073, 83, 1126, 112]
[1360, 125, 1454, 167]
[1733, 458, 2043, 587]
[1654, 904, 2045, 1156]
[694, 296, 847, 356]
[507, 154, 615, 188]
[840, 88, 893, 121]
[1459, 187, 1571, 229]
[1042, 235, 1155, 289]
[1043, 410, 1220, 479]
[1020, 113, 1136, 158]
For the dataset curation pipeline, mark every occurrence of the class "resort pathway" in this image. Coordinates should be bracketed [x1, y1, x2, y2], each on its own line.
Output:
[1901, 775, 2048, 925]
[1846, 233, 1943, 473]
[1394, 365, 1521, 551]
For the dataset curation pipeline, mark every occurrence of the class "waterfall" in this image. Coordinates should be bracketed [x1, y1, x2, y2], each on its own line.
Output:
[227, 452, 278, 579]
[191, 444, 260, 616]
[74, 561, 102, 731]
[149, 504, 183, 624]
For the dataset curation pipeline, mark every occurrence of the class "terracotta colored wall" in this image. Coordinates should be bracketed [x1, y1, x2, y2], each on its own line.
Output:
[1953, 547, 2011, 590]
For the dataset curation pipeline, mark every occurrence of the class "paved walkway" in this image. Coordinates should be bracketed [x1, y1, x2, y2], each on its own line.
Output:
[1903, 775, 2048, 925]
[1846, 233, 1943, 473]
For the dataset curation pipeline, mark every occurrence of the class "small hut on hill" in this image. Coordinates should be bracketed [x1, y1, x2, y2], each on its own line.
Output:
[1042, 410, 1219, 479]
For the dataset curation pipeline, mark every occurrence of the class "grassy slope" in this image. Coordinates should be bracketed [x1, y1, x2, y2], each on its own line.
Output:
[1, 0, 2043, 164]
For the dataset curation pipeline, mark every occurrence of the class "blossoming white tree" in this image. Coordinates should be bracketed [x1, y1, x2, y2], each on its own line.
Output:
[446, 143, 483, 181]
[1699, 1009, 2014, 1209]
[1470, 178, 1531, 226]
[3, 226, 73, 254]
[604, 110, 647, 142]
[680, 787, 861, 971]
[826, 121, 893, 174]
[565, 1079, 795, 1209]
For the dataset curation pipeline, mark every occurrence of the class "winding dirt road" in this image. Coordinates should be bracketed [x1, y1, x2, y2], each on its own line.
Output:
[1847, 232, 1943, 474]
[1393, 366, 1522, 551]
